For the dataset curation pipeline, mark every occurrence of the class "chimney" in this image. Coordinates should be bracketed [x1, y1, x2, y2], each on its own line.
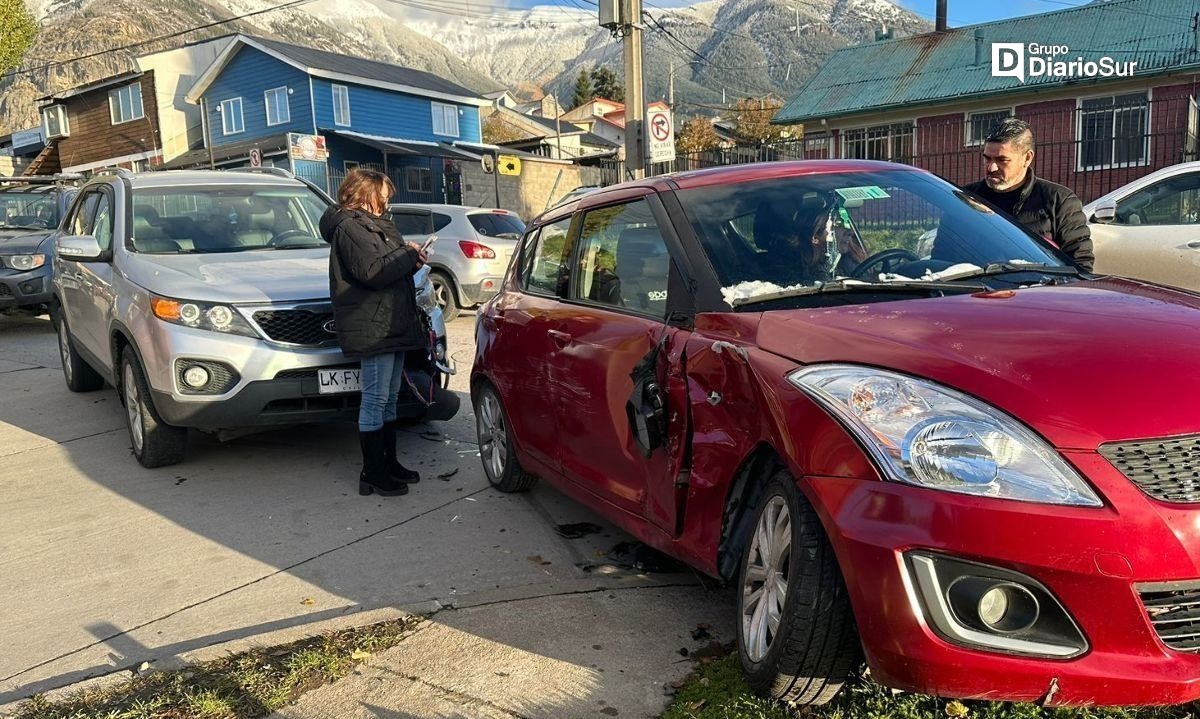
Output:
[975, 28, 986, 65]
[875, 23, 893, 41]
[936, 0, 948, 32]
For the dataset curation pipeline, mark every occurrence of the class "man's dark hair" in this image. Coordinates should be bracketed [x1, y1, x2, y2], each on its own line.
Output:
[986, 117, 1035, 153]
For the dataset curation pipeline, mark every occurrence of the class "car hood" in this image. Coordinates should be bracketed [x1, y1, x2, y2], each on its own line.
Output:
[755, 278, 1200, 449]
[126, 248, 331, 304]
[0, 228, 53, 254]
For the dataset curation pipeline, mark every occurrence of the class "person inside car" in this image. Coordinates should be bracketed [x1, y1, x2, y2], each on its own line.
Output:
[320, 168, 428, 497]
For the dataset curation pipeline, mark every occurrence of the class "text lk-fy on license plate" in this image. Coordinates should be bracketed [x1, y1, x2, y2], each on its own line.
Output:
[318, 367, 361, 394]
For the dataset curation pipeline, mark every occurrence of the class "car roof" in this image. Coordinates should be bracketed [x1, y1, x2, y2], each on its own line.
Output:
[534, 160, 924, 225]
[122, 170, 310, 189]
[387, 202, 516, 214]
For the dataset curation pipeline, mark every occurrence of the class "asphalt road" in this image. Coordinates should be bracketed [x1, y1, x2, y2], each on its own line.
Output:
[0, 311, 734, 718]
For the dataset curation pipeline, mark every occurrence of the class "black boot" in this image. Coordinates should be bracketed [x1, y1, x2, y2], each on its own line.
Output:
[382, 421, 420, 483]
[359, 429, 408, 496]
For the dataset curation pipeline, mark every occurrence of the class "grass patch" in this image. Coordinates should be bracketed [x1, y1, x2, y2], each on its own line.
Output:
[13, 616, 423, 719]
[663, 653, 1196, 719]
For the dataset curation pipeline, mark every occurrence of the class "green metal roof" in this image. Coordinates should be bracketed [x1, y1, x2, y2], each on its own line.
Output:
[775, 0, 1200, 125]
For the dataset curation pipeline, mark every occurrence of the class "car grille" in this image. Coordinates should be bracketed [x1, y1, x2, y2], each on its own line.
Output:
[1099, 435, 1200, 503]
[252, 307, 337, 347]
[0, 284, 12, 297]
[1139, 582, 1200, 652]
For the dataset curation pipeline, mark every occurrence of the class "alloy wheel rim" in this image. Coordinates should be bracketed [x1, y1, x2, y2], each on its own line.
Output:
[477, 393, 506, 481]
[432, 281, 449, 311]
[59, 324, 72, 383]
[124, 364, 144, 454]
[742, 496, 792, 663]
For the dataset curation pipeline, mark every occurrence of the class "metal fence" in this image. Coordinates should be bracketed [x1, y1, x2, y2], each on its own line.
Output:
[594, 139, 808, 185]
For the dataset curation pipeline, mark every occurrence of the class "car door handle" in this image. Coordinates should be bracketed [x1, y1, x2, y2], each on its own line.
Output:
[548, 329, 572, 347]
[1187, 241, 1200, 249]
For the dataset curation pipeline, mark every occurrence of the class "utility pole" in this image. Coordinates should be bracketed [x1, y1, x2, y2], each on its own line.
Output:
[620, 0, 645, 179]
[668, 62, 675, 108]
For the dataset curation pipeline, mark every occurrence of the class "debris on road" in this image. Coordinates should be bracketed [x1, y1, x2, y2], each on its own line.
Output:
[554, 521, 603, 539]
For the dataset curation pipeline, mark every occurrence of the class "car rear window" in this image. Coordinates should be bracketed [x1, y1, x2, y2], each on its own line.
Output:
[468, 212, 525, 238]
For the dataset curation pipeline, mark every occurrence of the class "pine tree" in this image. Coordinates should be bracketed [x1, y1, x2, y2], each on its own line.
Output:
[570, 69, 593, 109]
[589, 66, 625, 104]
[0, 0, 36, 74]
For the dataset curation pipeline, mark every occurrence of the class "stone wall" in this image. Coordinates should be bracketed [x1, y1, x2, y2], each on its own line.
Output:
[459, 156, 605, 222]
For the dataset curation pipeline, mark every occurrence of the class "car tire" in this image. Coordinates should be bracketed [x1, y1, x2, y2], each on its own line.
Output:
[120, 349, 187, 468]
[474, 382, 536, 492]
[431, 271, 461, 322]
[55, 313, 104, 393]
[737, 470, 861, 706]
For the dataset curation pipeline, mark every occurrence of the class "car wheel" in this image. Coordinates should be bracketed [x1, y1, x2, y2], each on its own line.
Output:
[55, 313, 104, 392]
[121, 349, 187, 468]
[737, 470, 861, 706]
[431, 271, 461, 322]
[474, 382, 536, 492]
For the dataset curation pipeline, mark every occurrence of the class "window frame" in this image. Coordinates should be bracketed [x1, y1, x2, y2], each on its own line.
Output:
[964, 107, 1013, 147]
[43, 105, 70, 139]
[431, 101, 460, 138]
[1113, 170, 1200, 226]
[840, 121, 916, 162]
[264, 86, 291, 127]
[220, 97, 245, 135]
[1075, 90, 1151, 172]
[108, 83, 145, 126]
[332, 84, 351, 127]
[519, 216, 575, 298]
[405, 166, 432, 194]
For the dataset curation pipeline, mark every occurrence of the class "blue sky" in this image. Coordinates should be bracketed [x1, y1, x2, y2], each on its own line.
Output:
[894, 0, 1069, 26]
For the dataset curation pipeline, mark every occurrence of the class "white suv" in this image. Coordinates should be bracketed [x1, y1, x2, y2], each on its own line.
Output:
[52, 168, 442, 467]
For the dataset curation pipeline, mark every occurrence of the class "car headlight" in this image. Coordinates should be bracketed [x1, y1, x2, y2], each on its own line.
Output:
[150, 294, 258, 338]
[3, 254, 46, 271]
[789, 365, 1102, 506]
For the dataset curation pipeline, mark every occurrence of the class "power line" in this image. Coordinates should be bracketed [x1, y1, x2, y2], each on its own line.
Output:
[2, 0, 318, 81]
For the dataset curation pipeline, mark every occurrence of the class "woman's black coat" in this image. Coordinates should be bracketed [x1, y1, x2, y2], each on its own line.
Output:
[320, 206, 426, 359]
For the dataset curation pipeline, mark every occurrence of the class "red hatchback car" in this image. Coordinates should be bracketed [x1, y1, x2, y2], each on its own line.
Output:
[471, 160, 1200, 707]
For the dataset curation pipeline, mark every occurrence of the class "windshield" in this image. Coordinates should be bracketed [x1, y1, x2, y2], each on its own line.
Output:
[130, 186, 329, 254]
[0, 189, 59, 229]
[468, 212, 525, 239]
[675, 169, 1072, 307]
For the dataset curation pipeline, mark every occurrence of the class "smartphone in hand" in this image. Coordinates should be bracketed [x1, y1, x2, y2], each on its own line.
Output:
[420, 234, 438, 253]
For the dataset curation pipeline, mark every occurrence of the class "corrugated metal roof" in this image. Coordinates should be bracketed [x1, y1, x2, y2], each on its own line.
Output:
[775, 0, 1200, 124]
[250, 36, 479, 102]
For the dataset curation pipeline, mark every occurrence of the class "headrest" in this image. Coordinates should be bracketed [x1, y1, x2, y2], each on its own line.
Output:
[248, 209, 275, 231]
[615, 227, 667, 269]
[134, 204, 160, 223]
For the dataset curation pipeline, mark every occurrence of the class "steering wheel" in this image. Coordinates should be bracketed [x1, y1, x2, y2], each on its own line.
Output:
[850, 248, 920, 280]
[268, 229, 315, 247]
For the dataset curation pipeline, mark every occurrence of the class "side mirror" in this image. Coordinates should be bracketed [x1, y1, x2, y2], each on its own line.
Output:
[1092, 201, 1117, 224]
[56, 235, 106, 262]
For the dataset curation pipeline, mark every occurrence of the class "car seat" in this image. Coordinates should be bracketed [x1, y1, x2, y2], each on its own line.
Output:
[614, 226, 670, 315]
[233, 205, 276, 247]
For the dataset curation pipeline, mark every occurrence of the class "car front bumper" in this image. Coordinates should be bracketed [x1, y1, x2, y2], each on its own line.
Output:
[0, 266, 52, 309]
[805, 450, 1200, 707]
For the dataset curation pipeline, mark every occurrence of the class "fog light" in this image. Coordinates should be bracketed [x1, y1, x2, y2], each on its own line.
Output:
[482, 279, 495, 290]
[182, 365, 210, 389]
[979, 583, 1039, 633]
[18, 279, 42, 294]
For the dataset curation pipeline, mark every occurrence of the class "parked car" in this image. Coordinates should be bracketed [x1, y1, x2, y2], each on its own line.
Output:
[387, 203, 524, 321]
[1084, 160, 1200, 291]
[0, 174, 79, 314]
[52, 167, 452, 468]
[473, 160, 1200, 708]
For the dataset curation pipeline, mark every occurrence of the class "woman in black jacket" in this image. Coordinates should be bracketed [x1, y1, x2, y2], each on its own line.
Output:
[320, 169, 427, 497]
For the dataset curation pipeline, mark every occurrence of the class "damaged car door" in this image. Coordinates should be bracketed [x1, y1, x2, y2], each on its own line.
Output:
[550, 195, 691, 532]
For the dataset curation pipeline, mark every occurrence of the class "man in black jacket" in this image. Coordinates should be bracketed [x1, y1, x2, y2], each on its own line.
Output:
[964, 118, 1095, 270]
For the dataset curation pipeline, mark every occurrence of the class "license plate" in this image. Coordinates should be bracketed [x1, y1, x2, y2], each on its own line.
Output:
[317, 367, 361, 394]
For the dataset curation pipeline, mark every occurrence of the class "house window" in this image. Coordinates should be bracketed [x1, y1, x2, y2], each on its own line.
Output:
[1079, 93, 1149, 169]
[220, 97, 244, 135]
[109, 84, 145, 125]
[332, 85, 351, 126]
[842, 123, 913, 162]
[432, 102, 459, 137]
[42, 105, 69, 138]
[406, 167, 432, 193]
[264, 86, 290, 126]
[966, 109, 1011, 145]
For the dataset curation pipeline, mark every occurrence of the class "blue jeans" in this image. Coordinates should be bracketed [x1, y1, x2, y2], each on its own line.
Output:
[359, 352, 405, 431]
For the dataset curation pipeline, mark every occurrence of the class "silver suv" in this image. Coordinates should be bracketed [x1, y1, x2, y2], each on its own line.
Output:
[52, 168, 409, 467]
[388, 203, 524, 320]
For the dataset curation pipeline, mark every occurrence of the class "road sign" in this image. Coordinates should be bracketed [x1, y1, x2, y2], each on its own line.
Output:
[648, 108, 675, 164]
[497, 155, 522, 176]
[249, 148, 262, 168]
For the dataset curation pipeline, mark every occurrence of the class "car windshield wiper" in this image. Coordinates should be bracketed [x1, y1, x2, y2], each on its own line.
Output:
[733, 279, 988, 309]
[940, 262, 1086, 282]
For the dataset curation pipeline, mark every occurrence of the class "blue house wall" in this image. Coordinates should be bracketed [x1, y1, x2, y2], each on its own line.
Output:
[202, 47, 314, 146]
[311, 78, 481, 144]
